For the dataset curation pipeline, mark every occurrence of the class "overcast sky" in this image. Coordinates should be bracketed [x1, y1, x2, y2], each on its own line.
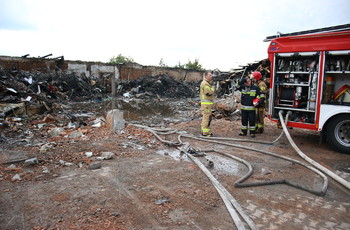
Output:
[0, 0, 349, 71]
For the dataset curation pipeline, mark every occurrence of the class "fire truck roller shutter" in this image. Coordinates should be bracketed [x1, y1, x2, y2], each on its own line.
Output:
[280, 88, 294, 100]
[277, 87, 295, 107]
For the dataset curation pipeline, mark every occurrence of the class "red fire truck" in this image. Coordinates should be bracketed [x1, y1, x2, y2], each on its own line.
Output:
[265, 24, 350, 154]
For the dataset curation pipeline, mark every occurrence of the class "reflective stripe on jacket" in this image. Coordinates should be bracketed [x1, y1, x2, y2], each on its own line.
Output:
[258, 80, 268, 94]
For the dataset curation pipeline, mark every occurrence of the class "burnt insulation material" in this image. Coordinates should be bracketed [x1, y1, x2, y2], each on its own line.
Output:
[120, 74, 196, 98]
[0, 68, 103, 102]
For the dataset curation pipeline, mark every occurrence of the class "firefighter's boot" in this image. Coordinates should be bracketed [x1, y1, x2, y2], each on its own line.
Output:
[239, 131, 247, 136]
[250, 129, 256, 138]
[202, 132, 213, 137]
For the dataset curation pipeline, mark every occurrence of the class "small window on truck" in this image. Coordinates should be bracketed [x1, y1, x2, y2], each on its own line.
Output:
[276, 52, 318, 57]
[326, 50, 350, 55]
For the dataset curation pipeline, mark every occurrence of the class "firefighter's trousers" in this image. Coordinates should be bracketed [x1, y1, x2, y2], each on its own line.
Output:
[256, 106, 265, 131]
[201, 103, 213, 135]
[241, 109, 256, 135]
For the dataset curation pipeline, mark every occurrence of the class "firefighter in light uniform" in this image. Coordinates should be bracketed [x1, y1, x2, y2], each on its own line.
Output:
[236, 77, 264, 137]
[251, 71, 267, 133]
[200, 72, 215, 136]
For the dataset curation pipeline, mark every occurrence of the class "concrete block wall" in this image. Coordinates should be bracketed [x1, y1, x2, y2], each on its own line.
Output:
[119, 63, 203, 82]
[0, 56, 203, 83]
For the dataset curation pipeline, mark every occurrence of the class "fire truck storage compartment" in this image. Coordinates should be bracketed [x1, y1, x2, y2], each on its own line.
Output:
[271, 52, 319, 124]
[323, 50, 350, 106]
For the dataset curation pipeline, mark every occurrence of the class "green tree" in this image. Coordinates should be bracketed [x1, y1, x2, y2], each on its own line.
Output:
[109, 54, 135, 64]
[174, 61, 185, 68]
[159, 58, 167, 67]
[184, 59, 204, 70]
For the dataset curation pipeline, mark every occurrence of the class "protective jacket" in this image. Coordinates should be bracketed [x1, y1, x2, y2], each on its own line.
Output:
[257, 80, 268, 94]
[257, 80, 267, 106]
[237, 85, 264, 110]
[200, 79, 215, 106]
[255, 80, 268, 132]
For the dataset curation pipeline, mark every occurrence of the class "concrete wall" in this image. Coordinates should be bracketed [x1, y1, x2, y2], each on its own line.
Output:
[0, 56, 203, 82]
[119, 63, 203, 82]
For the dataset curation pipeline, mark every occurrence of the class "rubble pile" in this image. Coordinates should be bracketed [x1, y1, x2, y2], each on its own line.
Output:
[0, 60, 269, 184]
[214, 59, 270, 97]
[0, 119, 161, 182]
[0, 59, 271, 128]
[0, 67, 107, 120]
[118, 74, 196, 98]
[0, 68, 104, 102]
[213, 91, 241, 119]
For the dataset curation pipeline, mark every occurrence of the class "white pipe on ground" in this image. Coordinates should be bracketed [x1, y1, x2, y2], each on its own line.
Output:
[278, 111, 350, 190]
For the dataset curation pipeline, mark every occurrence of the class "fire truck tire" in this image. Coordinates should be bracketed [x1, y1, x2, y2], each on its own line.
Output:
[326, 114, 350, 154]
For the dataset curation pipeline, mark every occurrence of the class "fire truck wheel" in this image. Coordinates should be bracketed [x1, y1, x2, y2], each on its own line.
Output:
[326, 114, 350, 154]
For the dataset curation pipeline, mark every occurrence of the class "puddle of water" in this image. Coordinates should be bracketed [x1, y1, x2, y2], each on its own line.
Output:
[205, 154, 244, 175]
[68, 98, 197, 124]
[156, 149, 244, 176]
[156, 149, 189, 161]
[115, 99, 174, 121]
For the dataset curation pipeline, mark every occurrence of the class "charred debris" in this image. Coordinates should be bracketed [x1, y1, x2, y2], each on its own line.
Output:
[0, 59, 270, 126]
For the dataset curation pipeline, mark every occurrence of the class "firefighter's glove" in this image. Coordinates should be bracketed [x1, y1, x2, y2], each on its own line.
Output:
[253, 98, 260, 107]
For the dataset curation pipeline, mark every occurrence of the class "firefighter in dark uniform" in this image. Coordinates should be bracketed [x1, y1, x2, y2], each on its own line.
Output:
[200, 72, 215, 136]
[251, 71, 268, 133]
[236, 77, 264, 137]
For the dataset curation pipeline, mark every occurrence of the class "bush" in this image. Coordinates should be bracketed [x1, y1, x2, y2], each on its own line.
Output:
[185, 59, 203, 71]
[109, 54, 135, 64]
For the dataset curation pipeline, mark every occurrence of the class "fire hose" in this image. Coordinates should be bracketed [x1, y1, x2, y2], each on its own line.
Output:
[200, 149, 327, 196]
[178, 134, 328, 196]
[278, 111, 350, 190]
[177, 113, 328, 196]
[130, 110, 350, 228]
[185, 147, 257, 230]
[195, 111, 348, 191]
[131, 123, 327, 229]
[132, 124, 256, 229]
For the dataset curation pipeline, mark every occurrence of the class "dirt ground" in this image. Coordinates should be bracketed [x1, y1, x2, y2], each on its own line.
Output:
[1, 101, 350, 230]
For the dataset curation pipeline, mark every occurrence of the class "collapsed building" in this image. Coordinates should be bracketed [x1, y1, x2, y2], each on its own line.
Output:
[0, 55, 270, 125]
